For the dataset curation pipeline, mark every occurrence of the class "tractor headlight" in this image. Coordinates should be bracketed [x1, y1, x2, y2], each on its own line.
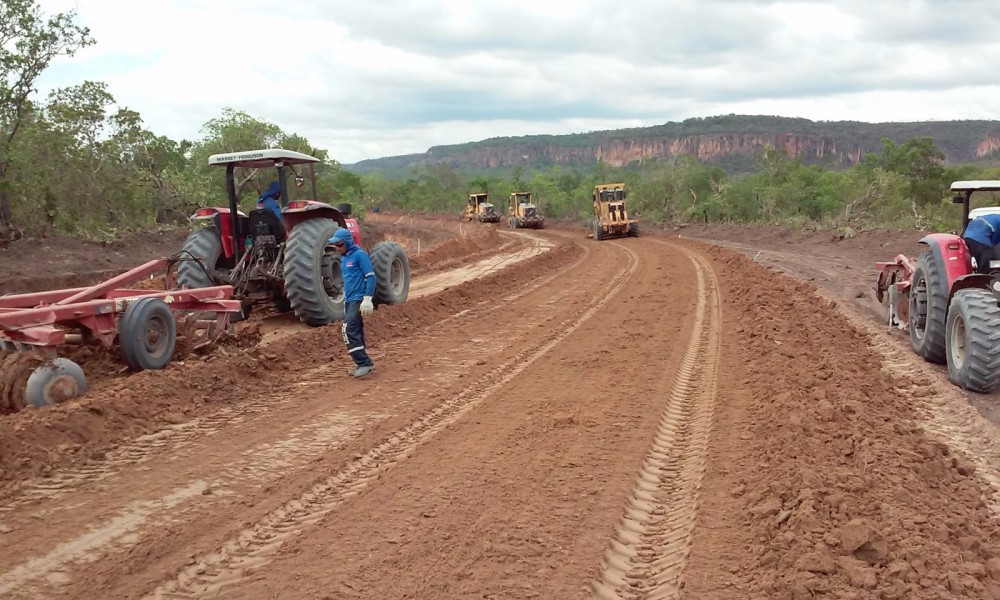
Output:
[993, 280, 1000, 294]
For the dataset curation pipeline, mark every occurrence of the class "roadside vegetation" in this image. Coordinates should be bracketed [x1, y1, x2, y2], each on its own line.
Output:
[3, 0, 998, 242]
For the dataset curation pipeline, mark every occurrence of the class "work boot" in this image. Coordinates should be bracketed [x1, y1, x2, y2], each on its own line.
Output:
[349, 364, 375, 378]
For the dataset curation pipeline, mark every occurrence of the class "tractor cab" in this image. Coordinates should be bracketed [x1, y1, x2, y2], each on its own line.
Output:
[463, 193, 501, 223]
[952, 181, 1000, 272]
[509, 192, 535, 215]
[590, 183, 638, 240]
[875, 180, 1000, 393]
[507, 191, 545, 229]
[596, 186, 629, 222]
[176, 148, 392, 326]
[198, 149, 357, 260]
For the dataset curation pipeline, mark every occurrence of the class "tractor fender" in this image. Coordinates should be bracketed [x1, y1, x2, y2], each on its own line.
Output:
[917, 233, 972, 293]
[190, 208, 249, 260]
[283, 201, 361, 246]
[948, 274, 1000, 304]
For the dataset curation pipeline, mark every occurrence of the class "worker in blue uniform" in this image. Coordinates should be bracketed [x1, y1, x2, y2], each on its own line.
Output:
[330, 228, 376, 377]
[962, 213, 1000, 274]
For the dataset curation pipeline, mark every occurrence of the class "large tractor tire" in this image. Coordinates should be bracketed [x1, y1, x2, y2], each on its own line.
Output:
[629, 222, 639, 237]
[283, 218, 345, 327]
[176, 227, 226, 289]
[371, 241, 410, 306]
[946, 289, 1000, 393]
[908, 251, 948, 364]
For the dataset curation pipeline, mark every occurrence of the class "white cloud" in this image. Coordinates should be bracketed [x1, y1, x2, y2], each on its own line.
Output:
[29, 0, 1000, 164]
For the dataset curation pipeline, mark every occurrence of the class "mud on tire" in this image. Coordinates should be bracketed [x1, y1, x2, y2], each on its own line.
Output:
[283, 218, 345, 326]
[946, 288, 1000, 393]
[177, 227, 227, 289]
[908, 251, 948, 364]
[370, 241, 410, 306]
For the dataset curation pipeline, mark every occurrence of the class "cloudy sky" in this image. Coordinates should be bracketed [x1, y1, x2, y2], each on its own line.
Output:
[33, 0, 1000, 164]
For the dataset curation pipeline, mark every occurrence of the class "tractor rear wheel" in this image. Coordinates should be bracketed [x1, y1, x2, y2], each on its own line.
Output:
[176, 227, 228, 289]
[371, 241, 410, 306]
[946, 288, 1000, 393]
[908, 251, 948, 364]
[283, 218, 345, 327]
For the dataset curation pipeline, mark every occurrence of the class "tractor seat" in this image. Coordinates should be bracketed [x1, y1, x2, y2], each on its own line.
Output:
[248, 208, 286, 243]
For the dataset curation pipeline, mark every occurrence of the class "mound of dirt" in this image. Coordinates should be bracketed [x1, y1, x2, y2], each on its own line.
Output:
[407, 226, 507, 275]
[0, 240, 580, 485]
[682, 242, 1000, 599]
[0, 229, 192, 295]
[675, 221, 930, 267]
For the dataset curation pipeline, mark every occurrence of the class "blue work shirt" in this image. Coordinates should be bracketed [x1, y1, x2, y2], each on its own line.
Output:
[964, 214, 1000, 247]
[257, 197, 282, 221]
[341, 245, 376, 302]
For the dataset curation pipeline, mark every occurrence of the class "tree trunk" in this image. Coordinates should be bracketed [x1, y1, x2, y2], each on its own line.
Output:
[0, 162, 12, 229]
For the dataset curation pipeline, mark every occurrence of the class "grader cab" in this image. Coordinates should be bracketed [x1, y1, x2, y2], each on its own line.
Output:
[462, 193, 501, 223]
[590, 183, 639, 240]
[507, 192, 545, 229]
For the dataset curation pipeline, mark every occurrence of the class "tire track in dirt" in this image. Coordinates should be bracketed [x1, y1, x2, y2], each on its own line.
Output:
[146, 240, 638, 599]
[0, 236, 592, 597]
[0, 413, 369, 597]
[0, 232, 582, 518]
[257, 229, 550, 346]
[591, 242, 720, 600]
[407, 230, 553, 298]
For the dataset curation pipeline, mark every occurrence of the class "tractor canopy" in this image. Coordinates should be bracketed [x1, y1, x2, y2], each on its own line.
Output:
[207, 148, 321, 169]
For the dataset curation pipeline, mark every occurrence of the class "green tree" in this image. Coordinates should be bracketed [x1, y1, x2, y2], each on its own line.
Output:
[0, 0, 94, 232]
[861, 137, 946, 205]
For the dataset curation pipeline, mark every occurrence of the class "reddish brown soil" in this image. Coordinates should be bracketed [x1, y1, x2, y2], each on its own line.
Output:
[0, 216, 458, 295]
[0, 229, 192, 294]
[0, 240, 576, 484]
[0, 218, 998, 600]
[673, 222, 1000, 426]
[682, 243, 1000, 599]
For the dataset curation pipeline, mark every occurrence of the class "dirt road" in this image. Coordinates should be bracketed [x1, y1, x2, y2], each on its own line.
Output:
[2, 222, 1000, 599]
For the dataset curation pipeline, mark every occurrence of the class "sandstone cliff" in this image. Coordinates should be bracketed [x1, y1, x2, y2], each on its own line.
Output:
[347, 115, 1000, 175]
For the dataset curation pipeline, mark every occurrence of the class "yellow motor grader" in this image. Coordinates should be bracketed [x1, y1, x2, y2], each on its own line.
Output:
[462, 193, 501, 223]
[589, 183, 639, 240]
[507, 192, 545, 229]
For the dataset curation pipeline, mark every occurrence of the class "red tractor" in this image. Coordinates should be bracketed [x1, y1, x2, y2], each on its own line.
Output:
[876, 180, 1000, 393]
[176, 149, 410, 326]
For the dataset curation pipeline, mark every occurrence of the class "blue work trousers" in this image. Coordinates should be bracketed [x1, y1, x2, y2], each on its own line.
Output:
[342, 301, 373, 367]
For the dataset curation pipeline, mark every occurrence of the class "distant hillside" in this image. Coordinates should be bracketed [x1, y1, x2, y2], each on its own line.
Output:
[344, 114, 1000, 176]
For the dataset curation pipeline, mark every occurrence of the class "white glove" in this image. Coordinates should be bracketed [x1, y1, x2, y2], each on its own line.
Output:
[360, 296, 374, 316]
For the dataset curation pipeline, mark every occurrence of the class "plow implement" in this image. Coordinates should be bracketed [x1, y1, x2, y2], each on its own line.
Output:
[0, 258, 242, 413]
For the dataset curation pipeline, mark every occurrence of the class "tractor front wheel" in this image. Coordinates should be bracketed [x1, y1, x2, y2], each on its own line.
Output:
[629, 222, 639, 237]
[283, 218, 345, 327]
[371, 241, 410, 306]
[908, 251, 948, 364]
[946, 289, 1000, 393]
